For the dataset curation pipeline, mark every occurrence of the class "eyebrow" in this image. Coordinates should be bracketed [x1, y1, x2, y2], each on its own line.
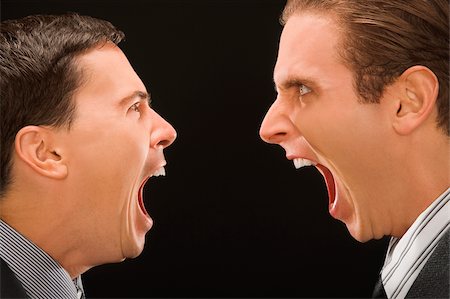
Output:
[274, 76, 318, 92]
[118, 90, 152, 107]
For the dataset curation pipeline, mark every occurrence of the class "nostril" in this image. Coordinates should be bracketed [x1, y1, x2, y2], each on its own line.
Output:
[260, 120, 288, 144]
[157, 139, 171, 148]
[260, 125, 287, 143]
[267, 132, 287, 144]
[157, 131, 176, 148]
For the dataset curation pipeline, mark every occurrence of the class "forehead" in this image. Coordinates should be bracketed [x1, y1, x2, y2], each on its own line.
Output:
[73, 43, 147, 107]
[274, 13, 345, 87]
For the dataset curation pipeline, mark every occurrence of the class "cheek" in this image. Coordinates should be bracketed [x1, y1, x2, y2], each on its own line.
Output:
[295, 106, 354, 157]
[299, 104, 388, 172]
[68, 129, 148, 185]
[73, 136, 147, 217]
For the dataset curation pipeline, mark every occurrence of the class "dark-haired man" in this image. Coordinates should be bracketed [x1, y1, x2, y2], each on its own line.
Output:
[259, 0, 449, 297]
[0, 13, 176, 298]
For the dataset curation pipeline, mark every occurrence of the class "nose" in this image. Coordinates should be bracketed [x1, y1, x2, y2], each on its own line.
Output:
[259, 98, 292, 145]
[150, 111, 177, 149]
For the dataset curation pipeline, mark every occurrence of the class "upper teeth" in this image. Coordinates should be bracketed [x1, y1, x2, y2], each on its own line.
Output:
[153, 167, 166, 177]
[293, 158, 316, 169]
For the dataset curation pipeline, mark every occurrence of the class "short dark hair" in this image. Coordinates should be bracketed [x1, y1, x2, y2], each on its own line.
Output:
[0, 13, 125, 197]
[281, 0, 449, 135]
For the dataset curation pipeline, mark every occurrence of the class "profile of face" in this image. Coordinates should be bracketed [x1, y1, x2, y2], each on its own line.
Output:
[260, 13, 401, 242]
[54, 43, 176, 264]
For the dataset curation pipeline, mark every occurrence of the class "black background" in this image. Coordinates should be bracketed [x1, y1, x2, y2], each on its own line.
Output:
[2, 1, 389, 298]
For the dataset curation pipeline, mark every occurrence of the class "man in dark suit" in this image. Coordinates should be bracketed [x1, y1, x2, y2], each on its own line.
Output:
[259, 0, 449, 297]
[0, 13, 176, 298]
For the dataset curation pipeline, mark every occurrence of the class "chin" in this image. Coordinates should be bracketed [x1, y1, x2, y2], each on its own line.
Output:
[347, 217, 388, 242]
[125, 240, 146, 259]
[346, 221, 374, 243]
[349, 231, 371, 243]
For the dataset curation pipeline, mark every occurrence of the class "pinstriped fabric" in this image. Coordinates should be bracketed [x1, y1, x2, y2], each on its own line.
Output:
[0, 220, 83, 299]
[380, 188, 450, 298]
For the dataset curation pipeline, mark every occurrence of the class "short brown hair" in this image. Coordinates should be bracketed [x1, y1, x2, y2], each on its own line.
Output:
[0, 13, 124, 197]
[281, 0, 449, 135]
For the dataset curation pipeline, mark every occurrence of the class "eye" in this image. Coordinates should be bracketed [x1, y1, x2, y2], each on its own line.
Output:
[299, 84, 312, 96]
[129, 102, 141, 113]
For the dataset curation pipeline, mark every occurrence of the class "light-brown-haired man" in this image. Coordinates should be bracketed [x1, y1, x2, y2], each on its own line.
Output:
[260, 0, 449, 297]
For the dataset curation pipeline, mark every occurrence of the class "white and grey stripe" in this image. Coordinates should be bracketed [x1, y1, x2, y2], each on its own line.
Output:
[0, 220, 84, 299]
[381, 187, 450, 298]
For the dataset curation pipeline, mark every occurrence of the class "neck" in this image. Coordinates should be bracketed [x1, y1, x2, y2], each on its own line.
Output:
[386, 130, 449, 237]
[0, 183, 90, 279]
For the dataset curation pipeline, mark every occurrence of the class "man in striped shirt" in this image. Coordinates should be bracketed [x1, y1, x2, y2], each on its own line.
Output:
[259, 0, 449, 297]
[0, 13, 176, 298]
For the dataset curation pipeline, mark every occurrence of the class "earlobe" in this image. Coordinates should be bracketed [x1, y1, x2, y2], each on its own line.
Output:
[15, 126, 68, 179]
[392, 66, 439, 135]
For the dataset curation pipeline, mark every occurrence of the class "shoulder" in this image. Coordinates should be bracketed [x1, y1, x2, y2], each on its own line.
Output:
[407, 229, 449, 298]
[0, 258, 28, 298]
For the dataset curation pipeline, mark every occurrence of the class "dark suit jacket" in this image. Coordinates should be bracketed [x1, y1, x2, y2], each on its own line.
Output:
[406, 229, 449, 298]
[373, 229, 449, 298]
[0, 259, 28, 298]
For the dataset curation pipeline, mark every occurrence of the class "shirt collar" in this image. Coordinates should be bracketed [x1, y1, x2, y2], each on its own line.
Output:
[381, 187, 450, 298]
[0, 220, 84, 299]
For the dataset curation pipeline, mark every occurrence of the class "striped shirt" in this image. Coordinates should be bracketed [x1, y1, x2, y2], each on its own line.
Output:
[0, 220, 85, 299]
[380, 187, 450, 298]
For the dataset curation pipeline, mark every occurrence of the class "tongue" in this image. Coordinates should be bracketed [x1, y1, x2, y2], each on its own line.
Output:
[315, 164, 336, 209]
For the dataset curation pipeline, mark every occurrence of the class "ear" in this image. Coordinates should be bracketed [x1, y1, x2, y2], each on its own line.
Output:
[392, 66, 439, 135]
[15, 126, 68, 179]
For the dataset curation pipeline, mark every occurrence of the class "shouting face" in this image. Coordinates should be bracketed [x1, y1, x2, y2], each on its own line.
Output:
[260, 13, 403, 242]
[56, 43, 176, 263]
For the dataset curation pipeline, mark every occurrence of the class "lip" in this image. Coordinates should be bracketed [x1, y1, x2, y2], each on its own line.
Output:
[135, 175, 153, 233]
[136, 162, 167, 225]
[315, 164, 337, 217]
[138, 177, 150, 216]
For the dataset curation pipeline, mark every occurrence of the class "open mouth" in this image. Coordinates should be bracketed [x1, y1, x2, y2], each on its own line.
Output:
[315, 164, 337, 211]
[292, 158, 337, 211]
[138, 178, 150, 215]
[137, 166, 166, 216]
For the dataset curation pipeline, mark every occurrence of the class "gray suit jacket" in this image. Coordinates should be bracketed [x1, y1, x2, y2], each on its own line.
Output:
[406, 229, 449, 298]
[373, 230, 449, 298]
